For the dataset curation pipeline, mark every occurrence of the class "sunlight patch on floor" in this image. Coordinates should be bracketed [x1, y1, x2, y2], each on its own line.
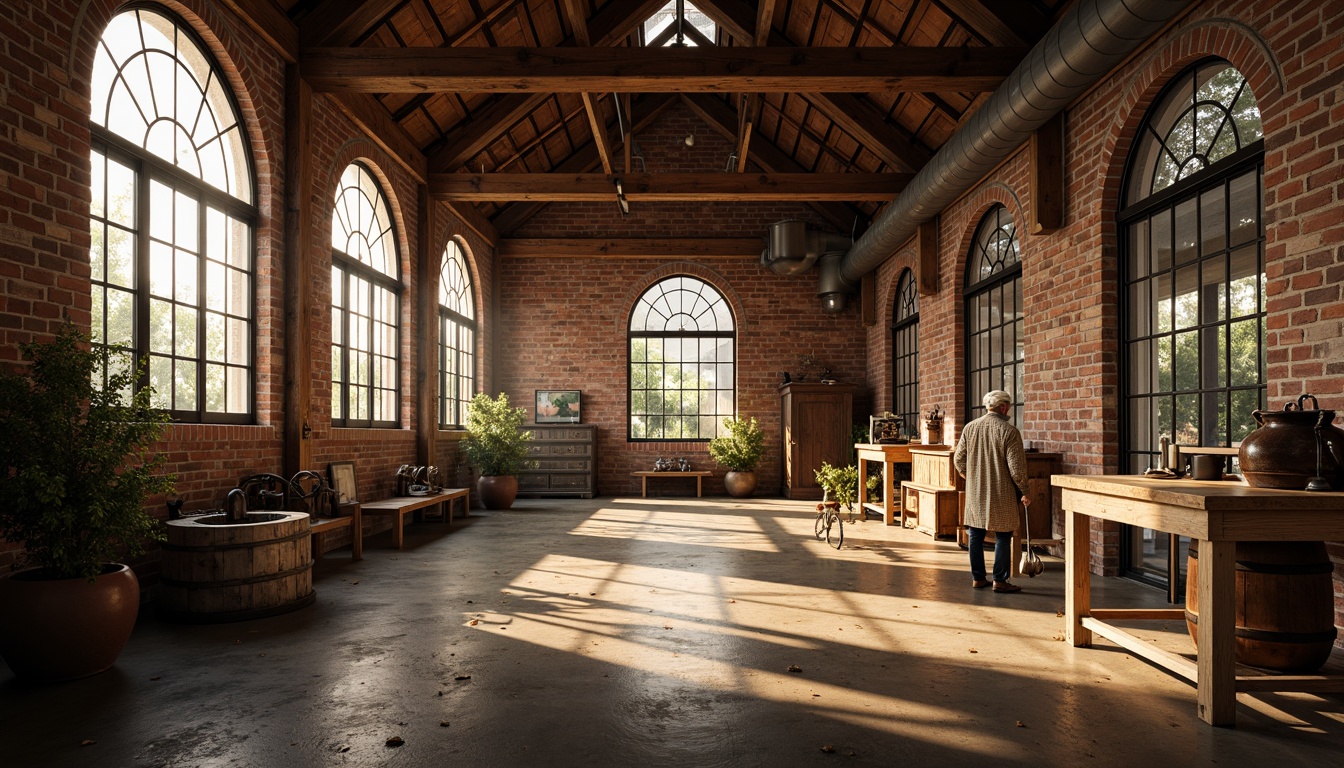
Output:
[568, 505, 780, 552]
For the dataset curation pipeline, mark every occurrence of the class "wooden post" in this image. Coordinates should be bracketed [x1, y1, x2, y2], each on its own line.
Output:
[917, 219, 938, 295]
[417, 184, 437, 467]
[1195, 538, 1237, 726]
[1066, 506, 1092, 647]
[283, 64, 313, 476]
[1030, 113, 1064, 234]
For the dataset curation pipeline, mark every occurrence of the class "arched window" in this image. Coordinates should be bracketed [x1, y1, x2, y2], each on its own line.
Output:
[964, 205, 1023, 428]
[89, 7, 255, 422]
[331, 162, 400, 427]
[1120, 60, 1265, 473]
[438, 239, 476, 429]
[1118, 60, 1264, 587]
[628, 276, 735, 440]
[892, 269, 919, 435]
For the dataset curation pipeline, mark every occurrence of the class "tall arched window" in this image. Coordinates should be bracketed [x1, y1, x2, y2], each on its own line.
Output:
[438, 239, 476, 429]
[89, 8, 255, 422]
[964, 205, 1023, 428]
[331, 163, 400, 427]
[629, 276, 735, 440]
[892, 269, 919, 435]
[1119, 61, 1264, 587]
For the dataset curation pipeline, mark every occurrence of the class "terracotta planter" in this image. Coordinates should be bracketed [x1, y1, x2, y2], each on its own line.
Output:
[723, 470, 758, 498]
[478, 475, 519, 510]
[0, 563, 140, 682]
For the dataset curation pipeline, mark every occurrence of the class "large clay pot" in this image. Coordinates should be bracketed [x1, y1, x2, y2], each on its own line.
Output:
[478, 474, 519, 510]
[723, 470, 757, 498]
[0, 564, 140, 682]
[1186, 540, 1337, 672]
[1238, 394, 1344, 490]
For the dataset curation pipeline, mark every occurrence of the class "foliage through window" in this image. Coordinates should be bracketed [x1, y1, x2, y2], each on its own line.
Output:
[89, 7, 255, 422]
[438, 239, 476, 429]
[331, 163, 400, 428]
[892, 269, 919, 436]
[1120, 61, 1265, 474]
[629, 277, 735, 441]
[964, 205, 1023, 429]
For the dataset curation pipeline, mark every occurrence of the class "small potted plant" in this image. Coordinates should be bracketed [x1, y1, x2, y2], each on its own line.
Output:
[460, 392, 533, 510]
[708, 416, 765, 497]
[814, 462, 860, 512]
[0, 321, 174, 681]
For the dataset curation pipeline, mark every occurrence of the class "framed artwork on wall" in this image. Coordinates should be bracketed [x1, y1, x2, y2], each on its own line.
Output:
[328, 461, 358, 503]
[536, 390, 581, 423]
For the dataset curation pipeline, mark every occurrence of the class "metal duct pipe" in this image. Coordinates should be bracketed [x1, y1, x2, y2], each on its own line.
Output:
[760, 219, 852, 276]
[838, 0, 1193, 288]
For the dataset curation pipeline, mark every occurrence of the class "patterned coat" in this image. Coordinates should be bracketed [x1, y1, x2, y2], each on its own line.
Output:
[953, 412, 1029, 532]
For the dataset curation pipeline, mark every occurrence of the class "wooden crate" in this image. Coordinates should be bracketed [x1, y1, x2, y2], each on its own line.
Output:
[901, 481, 959, 539]
[910, 448, 962, 491]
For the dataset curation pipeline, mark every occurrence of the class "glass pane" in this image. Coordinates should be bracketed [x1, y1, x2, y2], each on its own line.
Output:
[1173, 265, 1198, 330]
[1129, 398, 1152, 458]
[206, 363, 225, 412]
[1128, 219, 1150, 281]
[107, 158, 135, 228]
[175, 305, 197, 357]
[1229, 244, 1259, 318]
[1228, 170, 1258, 247]
[1174, 197, 1198, 265]
[227, 318, 247, 364]
[150, 298, 172, 353]
[1230, 389, 1259, 443]
[206, 261, 225, 311]
[150, 180, 172, 243]
[175, 250, 198, 304]
[1128, 280, 1151, 337]
[175, 191, 198, 252]
[1174, 331, 1198, 391]
[106, 288, 134, 346]
[149, 355, 171, 409]
[1175, 393, 1199, 445]
[1151, 210, 1172, 272]
[107, 226, 134, 288]
[150, 241, 172, 298]
[175, 360, 197, 411]
[1156, 336, 1173, 392]
[1129, 339, 1151, 394]
[1200, 186, 1226, 255]
[1152, 272, 1173, 334]
[1229, 318, 1259, 386]
[1201, 256, 1226, 322]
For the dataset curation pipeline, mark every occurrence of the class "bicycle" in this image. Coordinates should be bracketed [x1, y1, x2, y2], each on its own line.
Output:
[813, 500, 844, 549]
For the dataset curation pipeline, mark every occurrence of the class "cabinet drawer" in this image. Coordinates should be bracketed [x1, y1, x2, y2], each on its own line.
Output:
[527, 442, 592, 458]
[532, 458, 591, 471]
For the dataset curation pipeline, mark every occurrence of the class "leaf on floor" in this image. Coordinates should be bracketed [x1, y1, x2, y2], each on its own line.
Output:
[1016, 721, 1026, 728]
[455, 675, 471, 681]
[820, 745, 836, 753]
[386, 736, 405, 747]
[968, 649, 978, 653]
[440, 721, 450, 727]
[79, 739, 96, 747]
[469, 619, 479, 626]
[336, 745, 350, 753]
[787, 665, 802, 673]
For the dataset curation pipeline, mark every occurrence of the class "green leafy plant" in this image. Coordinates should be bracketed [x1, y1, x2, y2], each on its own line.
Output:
[0, 321, 174, 581]
[460, 392, 533, 476]
[707, 416, 765, 472]
[814, 462, 859, 511]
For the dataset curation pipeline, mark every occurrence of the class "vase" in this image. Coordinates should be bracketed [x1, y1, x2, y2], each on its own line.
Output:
[723, 470, 757, 498]
[477, 474, 519, 509]
[0, 563, 140, 682]
[1238, 394, 1344, 490]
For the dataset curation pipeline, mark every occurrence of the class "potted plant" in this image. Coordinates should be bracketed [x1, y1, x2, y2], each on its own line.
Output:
[708, 416, 766, 497]
[460, 392, 533, 510]
[814, 462, 860, 512]
[0, 321, 174, 681]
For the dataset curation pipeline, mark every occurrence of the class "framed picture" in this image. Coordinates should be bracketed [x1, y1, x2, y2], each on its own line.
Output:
[328, 461, 358, 503]
[536, 390, 581, 423]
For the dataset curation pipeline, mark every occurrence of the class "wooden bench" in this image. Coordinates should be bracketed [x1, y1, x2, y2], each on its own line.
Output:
[359, 488, 470, 549]
[631, 470, 712, 498]
[309, 501, 362, 560]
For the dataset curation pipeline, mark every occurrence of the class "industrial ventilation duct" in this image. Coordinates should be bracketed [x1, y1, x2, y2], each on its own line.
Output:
[837, 0, 1194, 288]
[760, 220, 853, 312]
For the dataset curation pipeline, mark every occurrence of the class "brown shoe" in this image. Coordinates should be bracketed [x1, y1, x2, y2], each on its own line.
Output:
[972, 579, 991, 589]
[992, 582, 1022, 593]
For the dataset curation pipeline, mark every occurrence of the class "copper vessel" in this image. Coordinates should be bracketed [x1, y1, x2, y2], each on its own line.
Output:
[1238, 394, 1344, 490]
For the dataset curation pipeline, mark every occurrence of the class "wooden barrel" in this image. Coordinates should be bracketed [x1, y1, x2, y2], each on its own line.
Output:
[159, 511, 315, 623]
[1185, 540, 1337, 673]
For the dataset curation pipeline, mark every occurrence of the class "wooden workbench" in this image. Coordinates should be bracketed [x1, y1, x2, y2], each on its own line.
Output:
[360, 488, 470, 549]
[1053, 474, 1344, 726]
[631, 470, 712, 497]
[855, 442, 919, 525]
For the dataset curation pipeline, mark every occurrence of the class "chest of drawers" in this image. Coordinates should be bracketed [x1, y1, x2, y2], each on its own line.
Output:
[516, 424, 597, 498]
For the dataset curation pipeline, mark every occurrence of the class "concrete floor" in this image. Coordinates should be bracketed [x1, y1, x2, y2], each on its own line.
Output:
[2, 496, 1342, 767]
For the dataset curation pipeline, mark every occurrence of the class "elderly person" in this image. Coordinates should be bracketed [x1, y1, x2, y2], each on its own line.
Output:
[954, 390, 1031, 593]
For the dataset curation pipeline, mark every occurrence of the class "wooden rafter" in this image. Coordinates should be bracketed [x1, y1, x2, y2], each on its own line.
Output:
[220, 0, 297, 62]
[808, 93, 932, 172]
[299, 0, 403, 47]
[300, 46, 1025, 93]
[430, 172, 910, 202]
[498, 238, 763, 258]
[681, 94, 862, 232]
[561, 0, 616, 175]
[934, 0, 1051, 47]
[428, 94, 553, 173]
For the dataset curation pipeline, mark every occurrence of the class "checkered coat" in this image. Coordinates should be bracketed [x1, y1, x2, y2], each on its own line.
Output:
[953, 412, 1029, 533]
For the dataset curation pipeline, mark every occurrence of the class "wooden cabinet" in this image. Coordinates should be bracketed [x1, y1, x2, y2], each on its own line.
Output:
[780, 382, 853, 500]
[901, 448, 962, 539]
[517, 424, 597, 498]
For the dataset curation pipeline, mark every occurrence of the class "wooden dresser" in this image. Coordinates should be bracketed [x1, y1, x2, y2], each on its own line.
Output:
[516, 424, 597, 498]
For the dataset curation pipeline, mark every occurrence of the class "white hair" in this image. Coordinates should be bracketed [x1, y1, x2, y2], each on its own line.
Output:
[983, 390, 1012, 410]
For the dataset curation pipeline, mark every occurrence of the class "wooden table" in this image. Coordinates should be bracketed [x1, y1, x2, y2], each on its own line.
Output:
[855, 443, 919, 525]
[360, 488, 470, 549]
[1054, 474, 1344, 726]
[631, 470, 712, 497]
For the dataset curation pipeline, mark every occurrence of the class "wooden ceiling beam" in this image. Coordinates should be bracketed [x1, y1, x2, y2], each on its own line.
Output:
[300, 46, 1025, 93]
[220, 0, 298, 62]
[428, 93, 552, 172]
[807, 93, 932, 172]
[582, 93, 616, 174]
[329, 93, 428, 183]
[681, 93, 862, 232]
[935, 0, 1051, 48]
[499, 238, 762, 258]
[589, 0, 670, 47]
[299, 0, 404, 47]
[430, 172, 909, 202]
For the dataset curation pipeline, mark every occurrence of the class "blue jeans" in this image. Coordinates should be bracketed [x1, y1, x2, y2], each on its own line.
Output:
[967, 527, 1013, 583]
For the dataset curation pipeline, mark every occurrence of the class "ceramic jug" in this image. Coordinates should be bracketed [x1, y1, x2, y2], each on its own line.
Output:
[1238, 394, 1344, 490]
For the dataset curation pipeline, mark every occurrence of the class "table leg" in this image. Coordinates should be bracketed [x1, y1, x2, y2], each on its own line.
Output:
[642, 477, 648, 497]
[1196, 538, 1237, 726]
[1065, 509, 1091, 647]
[351, 506, 363, 561]
[393, 510, 405, 549]
[857, 455, 871, 512]
[696, 476, 702, 497]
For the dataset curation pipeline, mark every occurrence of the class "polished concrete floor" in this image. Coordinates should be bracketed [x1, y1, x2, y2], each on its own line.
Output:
[2, 495, 1342, 767]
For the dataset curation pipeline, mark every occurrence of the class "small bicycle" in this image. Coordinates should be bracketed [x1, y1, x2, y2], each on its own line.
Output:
[813, 500, 844, 549]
